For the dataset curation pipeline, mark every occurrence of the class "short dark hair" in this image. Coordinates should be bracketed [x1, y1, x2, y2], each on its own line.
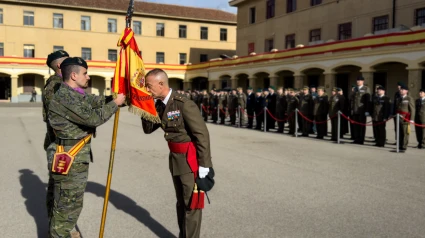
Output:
[145, 68, 168, 79]
[62, 65, 81, 81]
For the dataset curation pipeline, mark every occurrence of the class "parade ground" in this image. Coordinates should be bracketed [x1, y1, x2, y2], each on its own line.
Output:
[0, 105, 424, 238]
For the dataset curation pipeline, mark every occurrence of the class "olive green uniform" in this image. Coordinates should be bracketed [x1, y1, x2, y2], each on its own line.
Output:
[329, 94, 344, 141]
[313, 94, 329, 139]
[142, 90, 213, 238]
[395, 95, 415, 150]
[42, 75, 63, 151]
[415, 97, 425, 148]
[371, 95, 391, 147]
[350, 85, 371, 144]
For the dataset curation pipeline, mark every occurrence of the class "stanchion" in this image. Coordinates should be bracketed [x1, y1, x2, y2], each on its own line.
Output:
[263, 107, 267, 132]
[200, 103, 203, 117]
[337, 111, 341, 144]
[238, 105, 241, 128]
[396, 113, 400, 153]
[295, 109, 298, 138]
[217, 106, 220, 124]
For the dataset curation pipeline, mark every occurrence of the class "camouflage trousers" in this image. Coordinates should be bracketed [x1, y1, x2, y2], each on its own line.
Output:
[47, 162, 89, 238]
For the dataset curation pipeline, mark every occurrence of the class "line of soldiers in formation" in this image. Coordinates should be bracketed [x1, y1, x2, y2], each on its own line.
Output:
[176, 76, 425, 151]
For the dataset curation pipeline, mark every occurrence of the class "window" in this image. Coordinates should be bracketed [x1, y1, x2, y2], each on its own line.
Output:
[200, 54, 208, 62]
[415, 8, 425, 26]
[81, 16, 91, 31]
[53, 13, 63, 28]
[200, 27, 208, 40]
[108, 49, 117, 61]
[23, 44, 35, 58]
[220, 28, 227, 41]
[179, 25, 187, 38]
[373, 15, 389, 32]
[266, 0, 275, 19]
[156, 52, 164, 63]
[310, 29, 321, 42]
[249, 7, 256, 24]
[285, 34, 295, 49]
[179, 53, 187, 65]
[265, 38, 274, 52]
[338, 22, 352, 40]
[53, 46, 64, 52]
[108, 18, 117, 33]
[287, 0, 296, 13]
[133, 21, 141, 35]
[0, 43, 3, 56]
[24, 11, 34, 26]
[156, 23, 164, 36]
[248, 42, 255, 54]
[311, 0, 322, 6]
[81, 47, 91, 60]
[0, 9, 3, 24]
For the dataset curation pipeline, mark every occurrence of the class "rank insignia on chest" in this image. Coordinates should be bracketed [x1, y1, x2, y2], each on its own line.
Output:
[167, 110, 180, 121]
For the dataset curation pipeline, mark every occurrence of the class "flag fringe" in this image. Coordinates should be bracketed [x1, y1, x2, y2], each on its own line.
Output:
[128, 105, 161, 123]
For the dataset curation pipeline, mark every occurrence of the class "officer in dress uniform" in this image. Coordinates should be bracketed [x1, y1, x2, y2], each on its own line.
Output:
[395, 84, 415, 151]
[246, 87, 256, 128]
[372, 84, 382, 142]
[371, 86, 391, 147]
[267, 86, 277, 130]
[237, 87, 247, 127]
[201, 90, 209, 122]
[276, 87, 287, 133]
[286, 88, 299, 135]
[255, 89, 265, 130]
[141, 69, 213, 238]
[414, 89, 425, 149]
[350, 76, 371, 144]
[209, 90, 218, 123]
[228, 89, 238, 125]
[313, 87, 329, 139]
[298, 86, 314, 137]
[329, 87, 345, 141]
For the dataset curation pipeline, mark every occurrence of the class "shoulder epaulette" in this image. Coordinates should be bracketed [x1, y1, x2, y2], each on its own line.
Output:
[174, 95, 189, 103]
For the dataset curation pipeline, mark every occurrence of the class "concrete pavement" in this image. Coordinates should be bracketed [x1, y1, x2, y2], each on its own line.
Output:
[0, 107, 424, 238]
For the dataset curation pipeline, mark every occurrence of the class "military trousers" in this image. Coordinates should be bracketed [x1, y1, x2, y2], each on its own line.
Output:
[172, 173, 202, 238]
[210, 107, 218, 123]
[247, 108, 254, 128]
[219, 107, 226, 124]
[415, 121, 425, 148]
[48, 163, 89, 238]
[238, 108, 245, 127]
[276, 111, 285, 132]
[255, 110, 263, 130]
[229, 108, 236, 125]
[352, 114, 366, 144]
[314, 114, 328, 139]
[373, 121, 386, 146]
[330, 117, 343, 141]
[301, 114, 312, 136]
[266, 109, 276, 130]
[288, 112, 296, 134]
[398, 122, 410, 150]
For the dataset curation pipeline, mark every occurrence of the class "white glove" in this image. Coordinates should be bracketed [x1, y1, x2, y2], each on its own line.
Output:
[198, 166, 210, 179]
[365, 112, 370, 117]
[410, 120, 414, 124]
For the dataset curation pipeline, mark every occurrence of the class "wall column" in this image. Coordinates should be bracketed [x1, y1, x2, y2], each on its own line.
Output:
[359, 71, 374, 88]
[269, 76, 278, 88]
[11, 75, 18, 103]
[105, 78, 112, 96]
[407, 68, 423, 98]
[231, 77, 238, 89]
[184, 82, 191, 91]
[324, 73, 336, 93]
[249, 77, 256, 90]
[294, 74, 305, 90]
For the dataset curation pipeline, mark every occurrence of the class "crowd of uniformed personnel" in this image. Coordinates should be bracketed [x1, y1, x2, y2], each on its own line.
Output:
[175, 76, 425, 152]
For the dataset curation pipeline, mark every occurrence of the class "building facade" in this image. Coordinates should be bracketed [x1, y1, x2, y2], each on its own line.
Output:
[0, 0, 237, 102]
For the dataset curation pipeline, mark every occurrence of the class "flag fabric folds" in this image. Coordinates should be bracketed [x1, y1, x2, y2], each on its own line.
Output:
[112, 28, 160, 123]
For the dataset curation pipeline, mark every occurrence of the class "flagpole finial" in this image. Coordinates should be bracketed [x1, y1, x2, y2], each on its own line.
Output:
[126, 0, 135, 28]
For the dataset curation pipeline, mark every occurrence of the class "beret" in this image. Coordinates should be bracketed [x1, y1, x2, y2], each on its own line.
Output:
[60, 57, 88, 69]
[247, 87, 253, 90]
[269, 86, 276, 90]
[317, 86, 325, 90]
[196, 168, 215, 192]
[256, 88, 263, 93]
[400, 84, 408, 90]
[419, 88, 424, 93]
[357, 75, 365, 81]
[303, 86, 309, 90]
[46, 50, 69, 67]
[377, 86, 385, 90]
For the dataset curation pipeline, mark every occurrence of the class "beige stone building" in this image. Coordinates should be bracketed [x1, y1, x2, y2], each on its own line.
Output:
[186, 0, 425, 99]
[0, 0, 237, 102]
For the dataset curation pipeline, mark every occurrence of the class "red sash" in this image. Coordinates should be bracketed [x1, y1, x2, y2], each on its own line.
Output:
[397, 111, 411, 121]
[167, 141, 199, 174]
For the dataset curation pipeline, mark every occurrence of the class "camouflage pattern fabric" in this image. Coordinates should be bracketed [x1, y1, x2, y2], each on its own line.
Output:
[42, 75, 63, 151]
[46, 82, 118, 237]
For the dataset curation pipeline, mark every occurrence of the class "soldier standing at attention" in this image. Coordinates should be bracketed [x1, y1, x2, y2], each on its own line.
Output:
[338, 88, 349, 136]
[313, 87, 329, 139]
[43, 50, 70, 151]
[267, 86, 277, 130]
[229, 89, 238, 125]
[237, 87, 247, 127]
[218, 90, 227, 124]
[254, 89, 265, 130]
[351, 76, 371, 145]
[201, 90, 209, 122]
[392, 82, 403, 142]
[298, 86, 314, 137]
[395, 84, 415, 151]
[415, 89, 425, 149]
[141, 69, 213, 238]
[209, 90, 218, 123]
[246, 87, 256, 128]
[47, 57, 125, 237]
[286, 88, 299, 135]
[275, 87, 287, 133]
[329, 87, 345, 141]
[371, 86, 391, 147]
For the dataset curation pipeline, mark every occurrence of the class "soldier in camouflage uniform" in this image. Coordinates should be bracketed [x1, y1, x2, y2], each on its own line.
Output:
[46, 57, 125, 238]
[415, 89, 425, 149]
[395, 84, 415, 151]
[42, 50, 69, 151]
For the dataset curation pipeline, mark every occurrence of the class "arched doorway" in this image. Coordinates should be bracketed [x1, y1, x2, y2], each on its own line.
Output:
[0, 73, 11, 100]
[254, 72, 270, 90]
[18, 73, 44, 102]
[275, 70, 295, 89]
[169, 78, 184, 90]
[191, 77, 209, 91]
[301, 68, 325, 88]
[333, 65, 362, 96]
[86, 76, 106, 95]
[372, 62, 408, 97]
[236, 73, 249, 90]
[218, 75, 231, 89]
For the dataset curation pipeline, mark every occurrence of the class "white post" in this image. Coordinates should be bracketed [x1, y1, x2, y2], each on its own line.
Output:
[396, 113, 400, 153]
[217, 106, 220, 124]
[337, 111, 341, 144]
[238, 105, 241, 128]
[263, 107, 267, 132]
[295, 109, 299, 138]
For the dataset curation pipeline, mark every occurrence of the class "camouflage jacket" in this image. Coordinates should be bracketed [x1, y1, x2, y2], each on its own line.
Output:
[47, 83, 118, 163]
[42, 75, 62, 122]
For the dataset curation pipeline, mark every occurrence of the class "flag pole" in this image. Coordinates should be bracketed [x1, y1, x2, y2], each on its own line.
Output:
[99, 1, 134, 237]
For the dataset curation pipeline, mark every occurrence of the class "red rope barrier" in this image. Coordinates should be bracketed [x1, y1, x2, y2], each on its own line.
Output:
[400, 116, 425, 128]
[297, 111, 336, 124]
[340, 113, 394, 126]
[265, 109, 294, 122]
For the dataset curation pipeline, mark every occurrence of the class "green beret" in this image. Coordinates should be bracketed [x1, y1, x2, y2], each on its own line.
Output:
[269, 86, 276, 90]
[337, 88, 342, 92]
[46, 50, 69, 67]
[351, 84, 356, 88]
[287, 88, 294, 92]
[400, 84, 408, 90]
[317, 86, 325, 91]
[247, 87, 253, 90]
[302, 86, 309, 90]
[60, 57, 88, 69]
[419, 88, 425, 93]
[332, 87, 338, 92]
[256, 88, 262, 93]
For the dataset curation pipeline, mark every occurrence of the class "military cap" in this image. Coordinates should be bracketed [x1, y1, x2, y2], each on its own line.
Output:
[269, 86, 276, 90]
[256, 88, 263, 93]
[310, 85, 316, 88]
[287, 88, 294, 92]
[419, 88, 425, 93]
[247, 86, 253, 90]
[196, 168, 215, 192]
[377, 85, 385, 91]
[263, 88, 269, 92]
[302, 86, 309, 90]
[317, 86, 325, 91]
[337, 88, 343, 92]
[60, 57, 88, 69]
[46, 50, 69, 67]
[397, 82, 403, 86]
[332, 87, 338, 92]
[400, 84, 408, 90]
[356, 75, 365, 81]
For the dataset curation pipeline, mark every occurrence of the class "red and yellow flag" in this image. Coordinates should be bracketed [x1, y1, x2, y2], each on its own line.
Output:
[112, 28, 160, 123]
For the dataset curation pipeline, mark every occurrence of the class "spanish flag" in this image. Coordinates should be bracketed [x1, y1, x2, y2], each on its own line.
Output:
[112, 28, 160, 123]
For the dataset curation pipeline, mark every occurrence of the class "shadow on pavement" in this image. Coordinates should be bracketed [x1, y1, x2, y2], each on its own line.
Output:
[86, 181, 176, 238]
